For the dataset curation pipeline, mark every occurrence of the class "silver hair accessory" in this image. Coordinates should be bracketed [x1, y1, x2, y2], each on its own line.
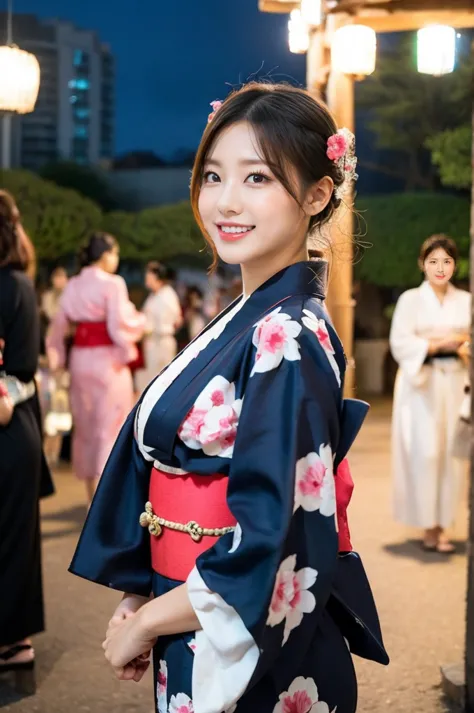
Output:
[326, 128, 358, 199]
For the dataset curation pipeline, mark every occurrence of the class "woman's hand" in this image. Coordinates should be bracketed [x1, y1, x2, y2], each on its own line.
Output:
[0, 388, 13, 426]
[103, 606, 157, 678]
[458, 340, 471, 366]
[108, 592, 150, 630]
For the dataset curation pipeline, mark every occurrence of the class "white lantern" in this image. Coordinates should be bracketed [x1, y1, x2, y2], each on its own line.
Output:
[0, 45, 40, 114]
[332, 25, 377, 77]
[288, 9, 309, 54]
[301, 0, 322, 28]
[417, 25, 456, 76]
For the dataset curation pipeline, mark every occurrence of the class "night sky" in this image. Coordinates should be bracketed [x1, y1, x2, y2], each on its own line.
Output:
[7, 0, 306, 158]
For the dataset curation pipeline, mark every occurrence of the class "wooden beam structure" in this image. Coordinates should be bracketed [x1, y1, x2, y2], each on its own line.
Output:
[340, 10, 474, 32]
[259, 0, 474, 30]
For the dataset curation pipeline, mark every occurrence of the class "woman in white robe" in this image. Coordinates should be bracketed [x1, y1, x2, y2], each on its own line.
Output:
[390, 234, 470, 553]
[135, 263, 183, 395]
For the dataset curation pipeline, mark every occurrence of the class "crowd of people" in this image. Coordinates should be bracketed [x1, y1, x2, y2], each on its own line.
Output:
[0, 80, 470, 713]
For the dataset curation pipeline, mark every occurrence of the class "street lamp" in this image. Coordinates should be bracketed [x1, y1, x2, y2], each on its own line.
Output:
[417, 24, 456, 75]
[0, 0, 41, 170]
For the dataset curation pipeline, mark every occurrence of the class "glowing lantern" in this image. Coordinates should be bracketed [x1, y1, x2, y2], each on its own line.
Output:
[0, 45, 40, 114]
[301, 0, 322, 28]
[417, 25, 456, 76]
[332, 25, 377, 77]
[288, 9, 309, 54]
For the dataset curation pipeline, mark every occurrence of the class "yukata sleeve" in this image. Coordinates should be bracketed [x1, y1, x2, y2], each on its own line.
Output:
[185, 308, 342, 713]
[106, 276, 147, 361]
[389, 291, 429, 381]
[46, 304, 70, 370]
[69, 405, 153, 596]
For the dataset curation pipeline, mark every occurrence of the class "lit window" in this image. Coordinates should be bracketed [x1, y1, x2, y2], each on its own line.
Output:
[73, 50, 84, 67]
[74, 108, 90, 119]
[74, 125, 88, 138]
[68, 78, 90, 90]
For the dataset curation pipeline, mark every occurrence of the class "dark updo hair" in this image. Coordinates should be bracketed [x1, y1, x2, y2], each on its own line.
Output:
[419, 234, 458, 265]
[0, 189, 36, 275]
[146, 261, 168, 281]
[79, 232, 118, 268]
[190, 82, 346, 270]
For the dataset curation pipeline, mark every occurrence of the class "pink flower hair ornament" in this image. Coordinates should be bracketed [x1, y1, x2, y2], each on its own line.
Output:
[327, 127, 358, 199]
[207, 100, 223, 124]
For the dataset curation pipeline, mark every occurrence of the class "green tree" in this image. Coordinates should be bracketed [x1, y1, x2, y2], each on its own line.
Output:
[0, 169, 102, 261]
[426, 123, 472, 189]
[39, 160, 118, 211]
[354, 192, 470, 287]
[356, 35, 472, 189]
[103, 201, 207, 263]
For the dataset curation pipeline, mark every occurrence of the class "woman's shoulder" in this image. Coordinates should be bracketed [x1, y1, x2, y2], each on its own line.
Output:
[248, 294, 343, 386]
[451, 285, 471, 303]
[395, 287, 422, 308]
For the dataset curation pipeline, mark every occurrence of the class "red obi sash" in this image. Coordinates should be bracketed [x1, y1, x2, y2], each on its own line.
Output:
[148, 468, 236, 580]
[74, 322, 114, 348]
[147, 460, 354, 581]
[335, 458, 354, 553]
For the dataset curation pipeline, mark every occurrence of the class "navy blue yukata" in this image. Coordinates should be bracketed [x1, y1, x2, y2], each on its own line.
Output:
[70, 260, 388, 713]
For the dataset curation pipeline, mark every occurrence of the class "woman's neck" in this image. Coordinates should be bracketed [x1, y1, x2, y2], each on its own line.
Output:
[428, 280, 449, 302]
[241, 247, 309, 298]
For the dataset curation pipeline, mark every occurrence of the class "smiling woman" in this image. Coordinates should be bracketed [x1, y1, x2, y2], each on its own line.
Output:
[390, 233, 471, 554]
[191, 83, 347, 295]
[70, 82, 387, 713]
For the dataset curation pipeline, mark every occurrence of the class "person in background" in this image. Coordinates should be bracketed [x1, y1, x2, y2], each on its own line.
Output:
[47, 232, 146, 504]
[390, 234, 470, 553]
[182, 285, 207, 345]
[38, 266, 70, 468]
[41, 266, 68, 323]
[0, 189, 54, 693]
[135, 261, 183, 395]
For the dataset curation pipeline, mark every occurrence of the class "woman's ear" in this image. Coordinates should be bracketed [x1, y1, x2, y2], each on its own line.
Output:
[303, 176, 334, 217]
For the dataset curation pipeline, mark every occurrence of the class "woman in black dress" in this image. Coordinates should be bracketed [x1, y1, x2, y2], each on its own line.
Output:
[0, 190, 54, 693]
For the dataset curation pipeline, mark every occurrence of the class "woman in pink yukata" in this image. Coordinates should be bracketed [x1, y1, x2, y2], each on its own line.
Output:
[47, 233, 146, 503]
[71, 84, 388, 713]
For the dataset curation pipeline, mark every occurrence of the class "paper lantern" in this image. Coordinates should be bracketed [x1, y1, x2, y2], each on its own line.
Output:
[288, 9, 309, 54]
[332, 25, 377, 77]
[417, 25, 456, 76]
[301, 0, 322, 28]
[0, 45, 40, 114]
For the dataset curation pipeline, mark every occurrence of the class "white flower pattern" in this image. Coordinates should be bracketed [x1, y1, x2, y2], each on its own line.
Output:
[251, 308, 302, 376]
[267, 555, 318, 645]
[272, 676, 335, 713]
[169, 692, 194, 713]
[301, 309, 341, 386]
[294, 445, 335, 516]
[178, 376, 243, 458]
[156, 660, 168, 713]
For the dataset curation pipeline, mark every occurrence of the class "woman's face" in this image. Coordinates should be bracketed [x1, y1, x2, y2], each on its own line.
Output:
[52, 270, 68, 291]
[198, 121, 328, 271]
[145, 271, 162, 292]
[102, 245, 120, 274]
[423, 247, 455, 287]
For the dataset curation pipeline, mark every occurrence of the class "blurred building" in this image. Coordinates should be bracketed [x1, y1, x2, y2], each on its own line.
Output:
[0, 13, 114, 170]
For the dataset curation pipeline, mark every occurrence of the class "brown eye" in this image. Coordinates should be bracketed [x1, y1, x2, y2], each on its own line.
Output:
[203, 171, 220, 184]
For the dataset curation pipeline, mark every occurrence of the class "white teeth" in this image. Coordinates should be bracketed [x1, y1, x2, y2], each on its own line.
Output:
[220, 225, 253, 234]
